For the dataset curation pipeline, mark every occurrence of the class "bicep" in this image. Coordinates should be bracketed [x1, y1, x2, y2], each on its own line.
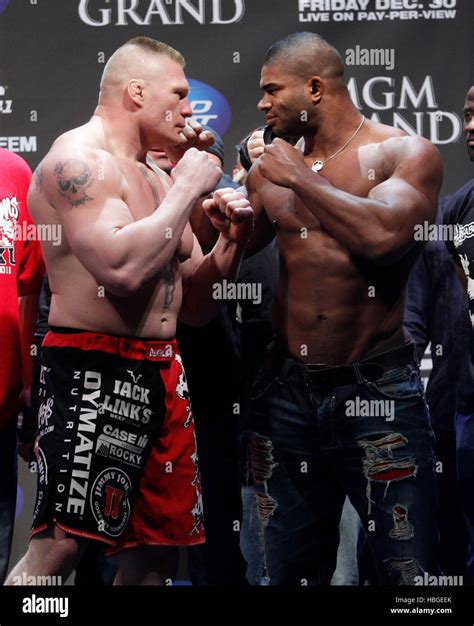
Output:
[368, 140, 442, 233]
[61, 195, 133, 266]
[44, 152, 133, 271]
[368, 177, 434, 239]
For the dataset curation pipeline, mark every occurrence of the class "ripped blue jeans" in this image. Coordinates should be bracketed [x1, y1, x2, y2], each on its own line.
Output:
[248, 343, 440, 585]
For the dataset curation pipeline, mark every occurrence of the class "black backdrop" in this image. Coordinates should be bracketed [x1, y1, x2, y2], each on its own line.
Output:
[1, 0, 473, 194]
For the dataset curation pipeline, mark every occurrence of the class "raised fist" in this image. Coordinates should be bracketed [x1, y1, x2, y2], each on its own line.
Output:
[171, 148, 222, 197]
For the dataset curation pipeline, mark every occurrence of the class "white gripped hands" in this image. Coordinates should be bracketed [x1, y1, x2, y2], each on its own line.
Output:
[202, 187, 254, 245]
[247, 129, 265, 163]
[171, 147, 222, 198]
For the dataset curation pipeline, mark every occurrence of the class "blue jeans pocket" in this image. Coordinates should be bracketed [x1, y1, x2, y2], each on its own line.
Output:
[366, 365, 424, 401]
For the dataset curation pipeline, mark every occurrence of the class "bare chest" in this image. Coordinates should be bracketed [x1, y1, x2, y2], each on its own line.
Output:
[117, 159, 193, 260]
[118, 159, 165, 219]
[261, 145, 385, 234]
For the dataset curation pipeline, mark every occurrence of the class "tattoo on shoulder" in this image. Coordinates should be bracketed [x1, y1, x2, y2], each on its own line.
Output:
[53, 159, 93, 207]
[33, 165, 43, 190]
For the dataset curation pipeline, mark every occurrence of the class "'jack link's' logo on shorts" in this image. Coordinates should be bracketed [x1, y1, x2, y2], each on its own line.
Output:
[91, 468, 132, 537]
[188, 79, 232, 137]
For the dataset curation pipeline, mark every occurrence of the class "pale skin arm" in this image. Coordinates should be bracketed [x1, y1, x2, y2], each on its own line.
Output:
[178, 235, 245, 326]
[179, 188, 254, 326]
[189, 198, 219, 254]
[34, 146, 221, 296]
[259, 136, 443, 264]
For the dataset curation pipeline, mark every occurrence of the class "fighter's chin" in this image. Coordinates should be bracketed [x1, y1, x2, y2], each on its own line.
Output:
[269, 123, 290, 138]
[158, 130, 184, 148]
[468, 144, 474, 161]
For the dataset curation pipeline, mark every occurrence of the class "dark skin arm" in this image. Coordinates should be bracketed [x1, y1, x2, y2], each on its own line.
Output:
[258, 136, 443, 265]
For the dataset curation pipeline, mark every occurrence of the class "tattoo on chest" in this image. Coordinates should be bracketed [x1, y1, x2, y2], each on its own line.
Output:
[54, 160, 93, 207]
[138, 165, 160, 208]
[162, 258, 178, 309]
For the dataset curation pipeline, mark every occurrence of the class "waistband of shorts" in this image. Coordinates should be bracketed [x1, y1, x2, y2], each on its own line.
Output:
[43, 329, 178, 362]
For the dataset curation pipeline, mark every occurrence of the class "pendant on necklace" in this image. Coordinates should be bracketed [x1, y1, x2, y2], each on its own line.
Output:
[312, 160, 324, 173]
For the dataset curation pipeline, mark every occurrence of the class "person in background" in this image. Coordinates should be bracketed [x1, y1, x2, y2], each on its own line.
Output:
[234, 127, 279, 585]
[0, 148, 44, 584]
[174, 127, 248, 586]
[404, 197, 470, 577]
[443, 85, 474, 582]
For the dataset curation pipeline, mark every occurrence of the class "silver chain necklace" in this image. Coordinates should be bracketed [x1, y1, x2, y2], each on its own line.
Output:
[311, 116, 365, 173]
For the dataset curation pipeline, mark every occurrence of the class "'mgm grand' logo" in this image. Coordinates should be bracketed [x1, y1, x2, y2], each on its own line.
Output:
[188, 79, 232, 137]
[78, 0, 245, 25]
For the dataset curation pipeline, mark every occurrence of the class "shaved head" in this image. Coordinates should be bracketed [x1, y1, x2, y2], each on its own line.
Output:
[99, 37, 185, 101]
[95, 36, 191, 150]
[264, 32, 344, 82]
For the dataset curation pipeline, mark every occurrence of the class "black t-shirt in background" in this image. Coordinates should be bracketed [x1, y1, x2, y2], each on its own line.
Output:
[444, 179, 474, 414]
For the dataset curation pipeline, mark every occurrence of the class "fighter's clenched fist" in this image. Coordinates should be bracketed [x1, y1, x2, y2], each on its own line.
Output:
[258, 138, 306, 188]
[171, 147, 222, 197]
[202, 187, 254, 244]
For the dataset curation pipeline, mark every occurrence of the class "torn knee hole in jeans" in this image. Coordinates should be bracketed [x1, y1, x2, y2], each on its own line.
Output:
[358, 433, 418, 515]
[249, 433, 279, 526]
[250, 432, 278, 484]
[255, 492, 278, 527]
[385, 557, 423, 585]
[389, 504, 414, 541]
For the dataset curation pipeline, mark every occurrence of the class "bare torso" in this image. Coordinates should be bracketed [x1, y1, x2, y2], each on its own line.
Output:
[29, 120, 194, 339]
[255, 123, 421, 365]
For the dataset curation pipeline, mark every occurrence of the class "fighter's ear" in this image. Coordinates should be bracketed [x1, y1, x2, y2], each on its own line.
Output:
[307, 76, 324, 104]
[127, 79, 145, 107]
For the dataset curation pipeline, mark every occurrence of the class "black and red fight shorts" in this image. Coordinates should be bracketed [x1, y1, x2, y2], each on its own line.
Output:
[31, 329, 205, 550]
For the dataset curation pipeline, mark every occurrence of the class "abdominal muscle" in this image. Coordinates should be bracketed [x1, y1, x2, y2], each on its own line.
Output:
[47, 256, 183, 340]
[271, 240, 406, 365]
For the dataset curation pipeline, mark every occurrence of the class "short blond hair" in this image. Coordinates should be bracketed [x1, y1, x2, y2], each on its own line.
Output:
[124, 36, 185, 67]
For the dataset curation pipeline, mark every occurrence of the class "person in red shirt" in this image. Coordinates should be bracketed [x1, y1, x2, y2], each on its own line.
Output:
[0, 148, 44, 583]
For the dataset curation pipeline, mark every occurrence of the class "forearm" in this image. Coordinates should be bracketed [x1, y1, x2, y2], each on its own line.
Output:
[99, 182, 200, 293]
[292, 170, 406, 260]
[180, 236, 246, 326]
[190, 198, 219, 254]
